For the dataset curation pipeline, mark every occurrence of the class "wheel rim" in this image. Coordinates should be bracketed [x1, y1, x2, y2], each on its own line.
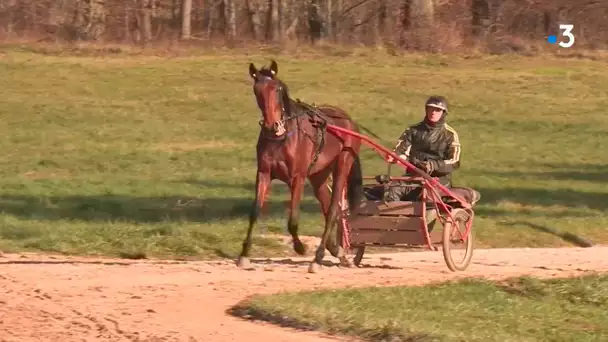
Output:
[443, 209, 473, 270]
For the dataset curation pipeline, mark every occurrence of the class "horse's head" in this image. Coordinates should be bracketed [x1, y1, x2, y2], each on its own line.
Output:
[249, 60, 290, 137]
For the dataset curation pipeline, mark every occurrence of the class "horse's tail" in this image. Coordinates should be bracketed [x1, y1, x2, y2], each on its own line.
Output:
[346, 154, 364, 210]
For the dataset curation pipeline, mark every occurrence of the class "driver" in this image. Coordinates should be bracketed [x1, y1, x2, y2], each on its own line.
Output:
[385, 95, 462, 202]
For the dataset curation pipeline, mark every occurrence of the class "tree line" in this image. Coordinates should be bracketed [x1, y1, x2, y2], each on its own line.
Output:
[0, 0, 606, 52]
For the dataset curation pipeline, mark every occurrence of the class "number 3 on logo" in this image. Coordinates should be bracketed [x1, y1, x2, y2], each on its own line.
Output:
[559, 24, 575, 48]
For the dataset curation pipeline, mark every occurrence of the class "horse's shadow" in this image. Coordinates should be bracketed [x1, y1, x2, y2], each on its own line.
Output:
[353, 263, 403, 270]
[0, 259, 132, 266]
[249, 258, 335, 267]
[247, 257, 403, 270]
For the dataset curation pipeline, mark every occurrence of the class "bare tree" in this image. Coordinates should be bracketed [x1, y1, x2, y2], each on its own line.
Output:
[265, 0, 279, 41]
[138, 0, 152, 43]
[308, 0, 323, 43]
[1, 0, 607, 51]
[225, 0, 236, 39]
[471, 0, 490, 37]
[181, 0, 192, 39]
[246, 0, 264, 40]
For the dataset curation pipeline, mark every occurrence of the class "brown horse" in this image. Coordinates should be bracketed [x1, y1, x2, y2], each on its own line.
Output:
[237, 60, 364, 273]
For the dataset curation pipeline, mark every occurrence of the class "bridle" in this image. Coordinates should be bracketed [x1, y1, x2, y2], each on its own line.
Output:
[254, 75, 304, 141]
[252, 74, 329, 174]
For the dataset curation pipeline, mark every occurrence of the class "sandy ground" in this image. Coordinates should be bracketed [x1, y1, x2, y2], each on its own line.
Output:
[1, 246, 607, 342]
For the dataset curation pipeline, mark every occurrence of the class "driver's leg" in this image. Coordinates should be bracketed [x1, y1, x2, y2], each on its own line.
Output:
[385, 181, 408, 202]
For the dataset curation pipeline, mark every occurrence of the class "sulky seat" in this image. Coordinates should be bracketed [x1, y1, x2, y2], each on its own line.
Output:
[363, 175, 481, 208]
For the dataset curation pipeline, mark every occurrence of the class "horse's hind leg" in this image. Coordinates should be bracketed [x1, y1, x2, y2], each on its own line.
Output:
[309, 168, 340, 255]
[237, 171, 270, 269]
[287, 176, 307, 255]
[309, 153, 353, 273]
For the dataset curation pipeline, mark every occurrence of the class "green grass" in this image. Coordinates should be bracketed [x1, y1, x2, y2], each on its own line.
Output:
[0, 45, 607, 259]
[230, 274, 608, 341]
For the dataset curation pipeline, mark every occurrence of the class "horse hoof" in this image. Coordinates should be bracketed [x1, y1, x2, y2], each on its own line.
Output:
[339, 257, 352, 268]
[236, 256, 252, 269]
[293, 240, 307, 255]
[308, 262, 321, 274]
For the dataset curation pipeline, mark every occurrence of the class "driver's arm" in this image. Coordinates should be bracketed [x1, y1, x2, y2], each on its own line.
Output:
[433, 132, 461, 174]
[393, 128, 413, 161]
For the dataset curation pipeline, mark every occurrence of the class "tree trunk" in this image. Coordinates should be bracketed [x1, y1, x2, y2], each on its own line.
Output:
[218, 0, 226, 36]
[265, 0, 279, 41]
[246, 0, 264, 40]
[124, 3, 131, 42]
[411, 0, 434, 29]
[277, 0, 284, 40]
[325, 0, 332, 40]
[139, 0, 152, 43]
[308, 0, 323, 43]
[225, 0, 236, 39]
[283, 0, 300, 40]
[408, 0, 434, 49]
[334, 0, 343, 42]
[181, 0, 193, 39]
[471, 0, 490, 37]
[5, 0, 17, 34]
[205, 0, 213, 38]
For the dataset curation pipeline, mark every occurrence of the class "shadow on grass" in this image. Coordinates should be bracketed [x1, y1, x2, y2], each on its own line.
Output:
[226, 302, 330, 336]
[473, 186, 608, 212]
[469, 163, 608, 183]
[474, 207, 591, 218]
[227, 300, 437, 342]
[499, 221, 595, 248]
[464, 184, 603, 247]
[181, 179, 319, 196]
[537, 163, 608, 183]
[1, 184, 605, 224]
[0, 194, 323, 223]
[180, 179, 253, 191]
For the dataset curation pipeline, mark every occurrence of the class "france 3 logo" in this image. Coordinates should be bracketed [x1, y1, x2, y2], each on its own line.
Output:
[547, 24, 575, 48]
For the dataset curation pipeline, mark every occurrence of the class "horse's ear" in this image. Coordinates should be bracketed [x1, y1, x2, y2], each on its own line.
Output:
[269, 60, 278, 76]
[249, 63, 257, 79]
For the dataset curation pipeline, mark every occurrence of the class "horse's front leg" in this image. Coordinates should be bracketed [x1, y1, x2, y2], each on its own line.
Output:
[288, 176, 307, 255]
[237, 170, 271, 269]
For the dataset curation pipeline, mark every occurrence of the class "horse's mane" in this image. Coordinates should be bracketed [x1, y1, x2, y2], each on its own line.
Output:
[256, 65, 353, 128]
[258, 64, 348, 122]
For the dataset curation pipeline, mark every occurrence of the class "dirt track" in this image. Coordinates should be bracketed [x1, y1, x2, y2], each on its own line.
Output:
[1, 247, 607, 342]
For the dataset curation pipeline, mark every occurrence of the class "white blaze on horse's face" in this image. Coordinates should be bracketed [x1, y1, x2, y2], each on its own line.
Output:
[254, 76, 285, 136]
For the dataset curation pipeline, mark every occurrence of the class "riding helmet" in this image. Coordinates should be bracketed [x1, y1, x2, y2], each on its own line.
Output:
[425, 96, 448, 113]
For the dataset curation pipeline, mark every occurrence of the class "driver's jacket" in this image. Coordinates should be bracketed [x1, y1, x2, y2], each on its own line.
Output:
[392, 120, 461, 186]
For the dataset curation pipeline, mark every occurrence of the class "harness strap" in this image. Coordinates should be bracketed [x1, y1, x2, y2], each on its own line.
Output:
[267, 98, 329, 175]
[307, 118, 326, 176]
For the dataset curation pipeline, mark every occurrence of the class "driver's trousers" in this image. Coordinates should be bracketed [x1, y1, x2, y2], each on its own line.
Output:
[385, 175, 451, 202]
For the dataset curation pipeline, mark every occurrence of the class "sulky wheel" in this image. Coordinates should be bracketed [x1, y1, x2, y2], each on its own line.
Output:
[442, 208, 474, 272]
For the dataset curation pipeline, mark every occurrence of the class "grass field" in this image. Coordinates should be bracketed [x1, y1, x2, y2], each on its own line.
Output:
[230, 274, 608, 341]
[0, 45, 607, 259]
